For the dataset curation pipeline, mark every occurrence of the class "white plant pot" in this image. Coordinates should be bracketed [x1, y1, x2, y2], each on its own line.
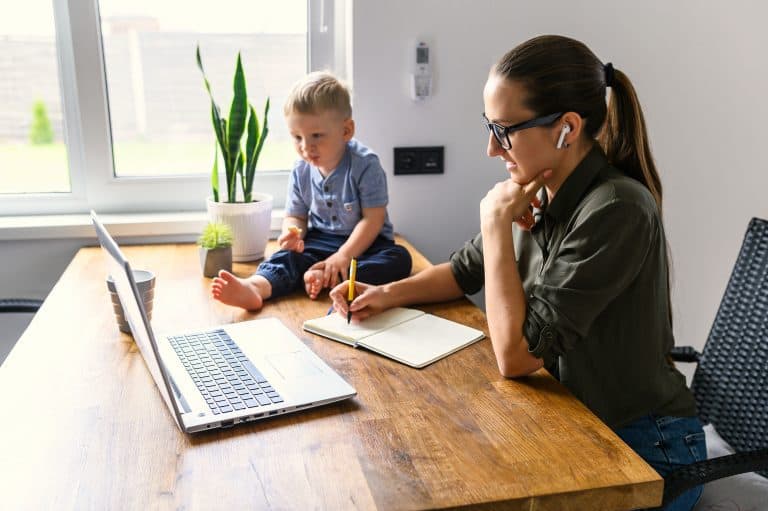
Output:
[206, 194, 273, 262]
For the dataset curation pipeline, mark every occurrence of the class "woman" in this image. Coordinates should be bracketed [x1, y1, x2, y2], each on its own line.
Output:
[330, 35, 705, 511]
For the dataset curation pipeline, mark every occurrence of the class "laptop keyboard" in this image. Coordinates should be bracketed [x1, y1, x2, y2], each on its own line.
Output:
[169, 329, 283, 415]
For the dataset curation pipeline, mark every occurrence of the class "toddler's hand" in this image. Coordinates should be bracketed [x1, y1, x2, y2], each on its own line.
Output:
[278, 226, 304, 252]
[320, 251, 352, 288]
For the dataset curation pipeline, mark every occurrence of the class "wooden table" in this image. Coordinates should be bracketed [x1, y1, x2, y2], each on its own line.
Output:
[0, 239, 662, 510]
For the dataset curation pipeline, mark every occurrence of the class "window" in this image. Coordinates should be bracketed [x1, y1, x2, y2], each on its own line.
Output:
[0, 1, 71, 195]
[1, 0, 346, 216]
[99, 1, 306, 178]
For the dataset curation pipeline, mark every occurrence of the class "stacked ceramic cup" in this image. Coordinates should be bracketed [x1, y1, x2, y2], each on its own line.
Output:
[106, 269, 155, 334]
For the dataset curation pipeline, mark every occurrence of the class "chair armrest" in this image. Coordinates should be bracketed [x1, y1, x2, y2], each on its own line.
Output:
[0, 298, 43, 314]
[669, 346, 701, 363]
[660, 448, 768, 506]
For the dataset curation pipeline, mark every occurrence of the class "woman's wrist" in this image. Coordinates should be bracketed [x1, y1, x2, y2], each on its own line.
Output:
[379, 282, 402, 309]
[481, 215, 512, 238]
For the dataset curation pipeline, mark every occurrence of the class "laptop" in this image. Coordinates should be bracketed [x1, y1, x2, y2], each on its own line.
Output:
[91, 211, 356, 433]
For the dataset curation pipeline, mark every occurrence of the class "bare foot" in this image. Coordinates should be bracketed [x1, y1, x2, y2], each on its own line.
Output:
[211, 271, 267, 311]
[303, 265, 325, 299]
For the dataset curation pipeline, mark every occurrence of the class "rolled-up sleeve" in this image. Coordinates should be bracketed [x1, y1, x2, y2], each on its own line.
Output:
[524, 200, 655, 360]
[449, 233, 485, 295]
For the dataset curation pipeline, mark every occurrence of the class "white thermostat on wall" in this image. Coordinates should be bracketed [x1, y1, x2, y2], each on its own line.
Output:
[410, 41, 432, 100]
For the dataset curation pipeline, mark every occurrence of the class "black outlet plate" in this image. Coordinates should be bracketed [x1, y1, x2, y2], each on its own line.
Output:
[394, 146, 444, 175]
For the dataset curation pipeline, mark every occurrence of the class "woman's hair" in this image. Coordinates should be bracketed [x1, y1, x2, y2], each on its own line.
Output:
[283, 71, 352, 118]
[493, 35, 663, 213]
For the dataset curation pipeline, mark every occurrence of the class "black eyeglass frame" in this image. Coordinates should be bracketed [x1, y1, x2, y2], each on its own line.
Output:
[482, 111, 563, 150]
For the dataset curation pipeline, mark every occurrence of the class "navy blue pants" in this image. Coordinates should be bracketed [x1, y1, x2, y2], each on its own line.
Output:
[615, 414, 706, 511]
[256, 230, 412, 299]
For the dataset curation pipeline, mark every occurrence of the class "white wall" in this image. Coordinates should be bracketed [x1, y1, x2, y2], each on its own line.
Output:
[350, 0, 768, 355]
[3, 0, 768, 365]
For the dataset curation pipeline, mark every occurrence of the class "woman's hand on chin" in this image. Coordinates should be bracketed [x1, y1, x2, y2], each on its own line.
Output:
[481, 169, 552, 231]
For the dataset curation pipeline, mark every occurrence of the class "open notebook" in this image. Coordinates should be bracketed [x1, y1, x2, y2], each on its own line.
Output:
[303, 307, 485, 368]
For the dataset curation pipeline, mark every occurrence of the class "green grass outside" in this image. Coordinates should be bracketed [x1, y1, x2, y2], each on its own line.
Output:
[0, 140, 296, 194]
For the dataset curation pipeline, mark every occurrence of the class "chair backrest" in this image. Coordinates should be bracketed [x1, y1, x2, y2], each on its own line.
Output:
[0, 298, 43, 366]
[691, 217, 768, 460]
[0, 298, 43, 314]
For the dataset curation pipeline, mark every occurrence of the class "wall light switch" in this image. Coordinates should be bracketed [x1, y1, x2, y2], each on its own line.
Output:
[394, 146, 444, 175]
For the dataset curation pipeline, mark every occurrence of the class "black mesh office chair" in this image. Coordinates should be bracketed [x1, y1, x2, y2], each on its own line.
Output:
[0, 298, 43, 364]
[0, 298, 43, 314]
[660, 217, 768, 506]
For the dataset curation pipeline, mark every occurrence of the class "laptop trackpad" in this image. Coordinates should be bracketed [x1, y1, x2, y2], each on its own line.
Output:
[266, 351, 323, 381]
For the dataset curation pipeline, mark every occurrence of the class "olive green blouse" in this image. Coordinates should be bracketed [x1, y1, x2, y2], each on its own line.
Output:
[450, 146, 696, 429]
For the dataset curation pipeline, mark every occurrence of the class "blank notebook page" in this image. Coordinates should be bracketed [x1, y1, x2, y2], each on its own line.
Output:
[361, 314, 484, 368]
[307, 307, 423, 343]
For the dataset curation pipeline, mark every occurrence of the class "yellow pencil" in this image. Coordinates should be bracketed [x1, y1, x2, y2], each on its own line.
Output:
[347, 258, 357, 324]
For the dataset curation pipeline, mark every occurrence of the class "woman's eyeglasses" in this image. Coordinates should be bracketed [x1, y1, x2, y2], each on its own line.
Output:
[482, 112, 563, 150]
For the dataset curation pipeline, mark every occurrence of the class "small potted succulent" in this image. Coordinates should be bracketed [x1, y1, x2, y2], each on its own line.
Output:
[197, 222, 233, 278]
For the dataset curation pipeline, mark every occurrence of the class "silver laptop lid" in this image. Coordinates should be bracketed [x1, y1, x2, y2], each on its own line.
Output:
[91, 211, 184, 429]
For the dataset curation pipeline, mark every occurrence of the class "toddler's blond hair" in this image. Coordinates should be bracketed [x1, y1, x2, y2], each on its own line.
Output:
[283, 72, 352, 118]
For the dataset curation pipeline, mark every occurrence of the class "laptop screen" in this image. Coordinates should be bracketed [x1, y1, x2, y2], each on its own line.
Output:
[91, 212, 182, 427]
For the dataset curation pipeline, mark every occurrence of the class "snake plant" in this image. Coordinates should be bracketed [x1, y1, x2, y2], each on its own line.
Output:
[196, 45, 270, 203]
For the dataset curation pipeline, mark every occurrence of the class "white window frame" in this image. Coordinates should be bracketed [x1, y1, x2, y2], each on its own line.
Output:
[1, 0, 348, 216]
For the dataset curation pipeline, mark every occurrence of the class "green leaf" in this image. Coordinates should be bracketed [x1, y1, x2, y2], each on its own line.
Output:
[211, 104, 225, 156]
[226, 54, 248, 180]
[243, 104, 259, 202]
[248, 97, 271, 196]
[245, 104, 259, 168]
[211, 142, 219, 202]
[231, 150, 244, 202]
[196, 45, 226, 158]
[220, 117, 234, 201]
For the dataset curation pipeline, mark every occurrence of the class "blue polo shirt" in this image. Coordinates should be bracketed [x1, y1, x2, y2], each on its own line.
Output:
[284, 139, 394, 240]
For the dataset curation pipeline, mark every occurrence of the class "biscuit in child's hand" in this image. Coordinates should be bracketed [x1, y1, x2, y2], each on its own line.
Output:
[288, 225, 303, 235]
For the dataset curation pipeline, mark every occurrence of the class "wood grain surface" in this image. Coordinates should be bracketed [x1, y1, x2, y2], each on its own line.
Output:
[0, 238, 662, 510]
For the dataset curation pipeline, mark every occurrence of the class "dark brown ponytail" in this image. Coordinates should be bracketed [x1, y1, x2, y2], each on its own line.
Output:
[598, 69, 663, 213]
[493, 35, 663, 212]
[598, 68, 672, 326]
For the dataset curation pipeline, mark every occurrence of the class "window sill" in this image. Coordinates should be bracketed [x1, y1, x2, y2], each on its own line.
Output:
[0, 210, 285, 241]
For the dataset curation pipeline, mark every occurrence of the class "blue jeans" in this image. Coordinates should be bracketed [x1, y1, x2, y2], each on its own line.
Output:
[256, 230, 412, 298]
[615, 415, 706, 511]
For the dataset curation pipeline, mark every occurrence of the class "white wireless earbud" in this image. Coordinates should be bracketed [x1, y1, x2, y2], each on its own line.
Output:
[556, 124, 571, 149]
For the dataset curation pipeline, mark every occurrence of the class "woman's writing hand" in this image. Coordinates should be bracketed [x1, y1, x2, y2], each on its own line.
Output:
[329, 280, 389, 322]
[480, 169, 552, 231]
